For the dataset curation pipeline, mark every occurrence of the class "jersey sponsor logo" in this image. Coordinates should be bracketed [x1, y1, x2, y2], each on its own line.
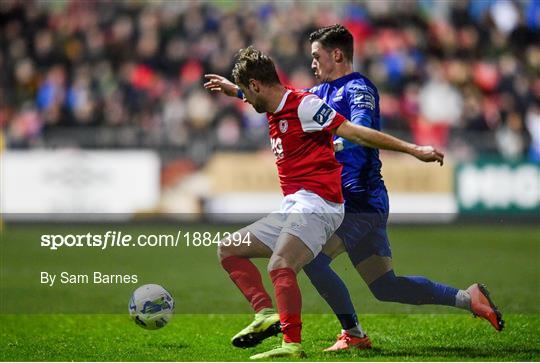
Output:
[352, 91, 375, 110]
[279, 119, 288, 133]
[349, 84, 374, 93]
[333, 87, 344, 101]
[313, 103, 333, 125]
[270, 137, 284, 159]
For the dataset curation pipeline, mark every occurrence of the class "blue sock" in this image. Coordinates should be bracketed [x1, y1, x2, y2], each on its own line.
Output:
[303, 253, 358, 330]
[369, 270, 459, 306]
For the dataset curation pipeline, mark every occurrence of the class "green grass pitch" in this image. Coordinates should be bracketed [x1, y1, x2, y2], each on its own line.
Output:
[1, 224, 539, 361]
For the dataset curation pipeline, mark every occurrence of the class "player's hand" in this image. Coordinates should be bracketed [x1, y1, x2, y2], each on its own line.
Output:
[204, 74, 239, 97]
[412, 145, 444, 166]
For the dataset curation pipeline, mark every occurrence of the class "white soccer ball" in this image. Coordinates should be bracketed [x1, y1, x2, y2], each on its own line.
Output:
[129, 284, 174, 330]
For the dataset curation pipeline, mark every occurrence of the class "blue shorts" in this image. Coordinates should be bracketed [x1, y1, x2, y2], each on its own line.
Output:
[335, 187, 391, 266]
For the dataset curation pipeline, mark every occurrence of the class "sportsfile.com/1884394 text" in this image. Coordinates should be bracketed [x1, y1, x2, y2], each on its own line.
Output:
[39, 230, 252, 250]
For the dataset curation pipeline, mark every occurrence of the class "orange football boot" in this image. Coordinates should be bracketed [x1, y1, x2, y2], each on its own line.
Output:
[324, 331, 372, 351]
[467, 283, 504, 331]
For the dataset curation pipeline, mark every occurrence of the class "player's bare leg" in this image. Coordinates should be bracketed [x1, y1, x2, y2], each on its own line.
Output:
[218, 228, 282, 348]
[320, 233, 346, 259]
[268, 232, 315, 273]
[250, 233, 313, 359]
[217, 227, 272, 261]
[355, 254, 392, 285]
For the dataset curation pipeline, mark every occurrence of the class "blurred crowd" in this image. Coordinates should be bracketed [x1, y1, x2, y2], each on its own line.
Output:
[1, 0, 539, 162]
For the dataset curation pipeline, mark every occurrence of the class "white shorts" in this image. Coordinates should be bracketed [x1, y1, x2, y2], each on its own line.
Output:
[247, 189, 344, 257]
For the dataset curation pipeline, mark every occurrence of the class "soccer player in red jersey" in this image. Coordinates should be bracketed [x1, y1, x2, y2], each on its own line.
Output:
[212, 46, 443, 359]
[207, 26, 503, 354]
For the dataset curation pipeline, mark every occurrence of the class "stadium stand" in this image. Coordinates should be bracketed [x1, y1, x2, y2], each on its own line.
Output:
[1, 0, 539, 164]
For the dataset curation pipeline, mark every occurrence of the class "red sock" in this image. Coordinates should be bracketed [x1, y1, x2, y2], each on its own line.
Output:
[221, 256, 273, 313]
[269, 268, 302, 343]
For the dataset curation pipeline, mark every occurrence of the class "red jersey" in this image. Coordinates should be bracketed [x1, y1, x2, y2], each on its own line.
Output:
[267, 89, 346, 203]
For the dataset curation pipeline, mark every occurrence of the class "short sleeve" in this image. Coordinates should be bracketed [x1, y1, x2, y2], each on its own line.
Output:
[347, 82, 377, 128]
[297, 94, 346, 132]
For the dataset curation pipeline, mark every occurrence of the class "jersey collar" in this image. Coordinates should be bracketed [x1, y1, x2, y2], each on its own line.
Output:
[273, 90, 291, 113]
[328, 72, 361, 87]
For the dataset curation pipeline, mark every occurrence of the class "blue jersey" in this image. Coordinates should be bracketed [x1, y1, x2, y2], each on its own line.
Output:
[309, 72, 385, 197]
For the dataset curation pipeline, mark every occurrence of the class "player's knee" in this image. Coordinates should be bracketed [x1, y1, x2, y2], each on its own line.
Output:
[368, 270, 397, 302]
[217, 240, 235, 262]
[267, 254, 295, 273]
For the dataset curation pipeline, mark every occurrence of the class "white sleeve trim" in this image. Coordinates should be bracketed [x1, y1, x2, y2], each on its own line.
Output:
[297, 94, 337, 132]
[274, 90, 292, 113]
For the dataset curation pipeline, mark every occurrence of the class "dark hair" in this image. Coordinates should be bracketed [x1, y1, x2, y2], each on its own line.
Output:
[231, 46, 281, 87]
[309, 24, 354, 62]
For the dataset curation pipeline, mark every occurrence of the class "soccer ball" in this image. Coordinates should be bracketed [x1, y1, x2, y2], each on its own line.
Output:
[129, 284, 174, 330]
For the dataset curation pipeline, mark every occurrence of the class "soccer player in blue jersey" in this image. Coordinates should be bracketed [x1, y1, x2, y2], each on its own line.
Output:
[304, 25, 503, 350]
[204, 25, 503, 352]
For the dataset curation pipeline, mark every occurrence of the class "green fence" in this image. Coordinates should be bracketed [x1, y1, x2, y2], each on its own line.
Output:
[455, 159, 540, 214]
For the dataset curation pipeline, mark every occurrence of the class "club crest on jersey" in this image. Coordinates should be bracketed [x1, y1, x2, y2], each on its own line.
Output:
[313, 104, 333, 125]
[279, 119, 288, 133]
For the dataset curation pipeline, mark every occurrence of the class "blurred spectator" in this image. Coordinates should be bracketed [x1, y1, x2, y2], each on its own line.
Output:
[495, 112, 526, 160]
[0, 0, 538, 164]
[525, 103, 540, 162]
[490, 0, 519, 35]
[416, 60, 463, 147]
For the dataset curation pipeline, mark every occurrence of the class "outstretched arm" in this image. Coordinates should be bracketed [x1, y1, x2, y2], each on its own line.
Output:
[334, 121, 444, 165]
[204, 74, 242, 98]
